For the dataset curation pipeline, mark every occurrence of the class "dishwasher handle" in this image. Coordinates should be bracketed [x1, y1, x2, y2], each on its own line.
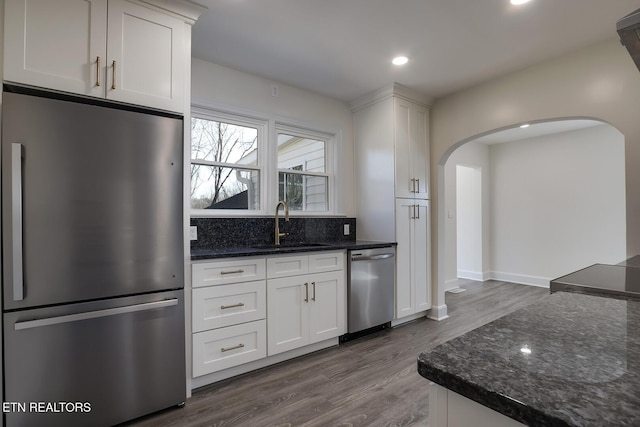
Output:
[351, 253, 395, 262]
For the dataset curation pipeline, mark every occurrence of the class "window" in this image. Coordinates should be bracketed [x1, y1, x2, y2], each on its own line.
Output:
[190, 112, 262, 210]
[277, 131, 329, 211]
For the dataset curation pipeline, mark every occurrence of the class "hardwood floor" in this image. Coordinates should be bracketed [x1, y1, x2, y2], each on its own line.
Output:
[125, 280, 548, 427]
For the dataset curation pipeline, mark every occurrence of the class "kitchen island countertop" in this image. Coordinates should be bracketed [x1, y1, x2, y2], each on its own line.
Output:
[418, 292, 640, 426]
[191, 240, 396, 260]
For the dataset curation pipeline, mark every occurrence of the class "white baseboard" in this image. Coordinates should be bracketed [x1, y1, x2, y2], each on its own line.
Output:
[457, 269, 484, 281]
[489, 271, 551, 288]
[427, 304, 449, 321]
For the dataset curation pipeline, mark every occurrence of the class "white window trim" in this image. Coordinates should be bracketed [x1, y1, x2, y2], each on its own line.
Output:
[189, 100, 339, 217]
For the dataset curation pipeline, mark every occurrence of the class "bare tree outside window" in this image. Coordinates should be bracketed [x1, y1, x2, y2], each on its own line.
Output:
[191, 117, 259, 210]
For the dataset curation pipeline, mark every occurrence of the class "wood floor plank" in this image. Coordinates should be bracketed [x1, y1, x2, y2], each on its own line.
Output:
[124, 280, 548, 427]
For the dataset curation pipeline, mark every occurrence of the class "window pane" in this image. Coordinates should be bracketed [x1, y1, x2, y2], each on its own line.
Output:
[277, 134, 325, 172]
[191, 117, 258, 165]
[279, 172, 327, 211]
[191, 165, 259, 210]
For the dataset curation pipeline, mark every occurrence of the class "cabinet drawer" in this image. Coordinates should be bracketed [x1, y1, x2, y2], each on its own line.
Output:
[192, 281, 266, 332]
[192, 258, 266, 287]
[308, 251, 345, 273]
[267, 255, 309, 279]
[192, 320, 266, 377]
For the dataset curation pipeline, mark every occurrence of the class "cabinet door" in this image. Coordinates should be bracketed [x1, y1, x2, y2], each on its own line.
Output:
[106, 0, 185, 112]
[394, 98, 430, 199]
[412, 105, 430, 199]
[4, 0, 107, 97]
[267, 276, 309, 355]
[309, 270, 345, 343]
[395, 199, 414, 318]
[413, 200, 431, 311]
[394, 98, 414, 199]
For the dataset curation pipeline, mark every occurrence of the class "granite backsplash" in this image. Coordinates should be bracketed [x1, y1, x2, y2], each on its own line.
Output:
[190, 217, 357, 251]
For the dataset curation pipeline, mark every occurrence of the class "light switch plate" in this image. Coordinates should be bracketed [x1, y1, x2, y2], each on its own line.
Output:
[190, 226, 198, 241]
[344, 224, 350, 235]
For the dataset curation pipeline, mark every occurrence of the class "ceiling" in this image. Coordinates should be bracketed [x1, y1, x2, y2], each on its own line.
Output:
[191, 0, 640, 103]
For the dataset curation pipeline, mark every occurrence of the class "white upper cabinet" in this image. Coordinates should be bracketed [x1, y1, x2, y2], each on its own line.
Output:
[4, 0, 197, 113]
[394, 98, 430, 199]
[106, 0, 184, 111]
[4, 0, 108, 98]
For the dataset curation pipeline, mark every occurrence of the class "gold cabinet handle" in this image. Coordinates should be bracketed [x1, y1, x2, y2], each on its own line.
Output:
[96, 56, 101, 87]
[304, 282, 309, 302]
[220, 302, 245, 310]
[220, 269, 244, 275]
[221, 343, 245, 353]
[312, 282, 316, 301]
[111, 60, 117, 90]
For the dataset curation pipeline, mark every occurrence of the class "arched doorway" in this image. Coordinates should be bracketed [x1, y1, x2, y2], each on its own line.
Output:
[440, 118, 626, 298]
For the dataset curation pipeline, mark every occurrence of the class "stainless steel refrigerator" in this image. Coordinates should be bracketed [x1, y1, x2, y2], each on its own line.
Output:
[1, 87, 186, 427]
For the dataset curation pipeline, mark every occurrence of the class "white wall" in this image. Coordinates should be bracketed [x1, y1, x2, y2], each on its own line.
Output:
[456, 165, 483, 281]
[490, 124, 625, 284]
[431, 39, 638, 315]
[191, 58, 355, 216]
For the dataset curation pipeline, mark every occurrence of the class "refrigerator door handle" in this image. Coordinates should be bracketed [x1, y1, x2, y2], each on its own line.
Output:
[11, 142, 24, 301]
[14, 299, 178, 331]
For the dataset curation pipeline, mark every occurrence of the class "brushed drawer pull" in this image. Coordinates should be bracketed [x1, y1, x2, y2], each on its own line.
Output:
[220, 269, 245, 275]
[304, 282, 309, 302]
[220, 302, 245, 310]
[312, 282, 316, 301]
[221, 343, 245, 353]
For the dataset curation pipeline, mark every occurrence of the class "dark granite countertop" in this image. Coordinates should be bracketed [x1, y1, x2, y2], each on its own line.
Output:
[418, 292, 640, 427]
[551, 263, 640, 301]
[191, 240, 396, 260]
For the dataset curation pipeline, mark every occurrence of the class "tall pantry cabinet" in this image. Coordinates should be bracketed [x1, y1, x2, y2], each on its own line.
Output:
[352, 83, 432, 323]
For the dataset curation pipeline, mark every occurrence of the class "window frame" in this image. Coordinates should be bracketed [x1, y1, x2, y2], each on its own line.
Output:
[190, 107, 268, 216]
[274, 123, 334, 215]
[189, 104, 337, 217]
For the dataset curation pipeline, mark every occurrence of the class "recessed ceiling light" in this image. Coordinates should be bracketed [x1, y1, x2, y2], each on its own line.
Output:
[392, 56, 409, 66]
[511, 0, 531, 5]
[520, 123, 530, 128]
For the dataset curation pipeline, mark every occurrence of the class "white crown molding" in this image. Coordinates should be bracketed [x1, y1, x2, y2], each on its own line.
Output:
[139, 0, 208, 24]
[350, 82, 434, 112]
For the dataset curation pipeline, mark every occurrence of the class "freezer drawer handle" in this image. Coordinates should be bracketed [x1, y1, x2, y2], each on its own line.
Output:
[14, 299, 178, 331]
[11, 143, 24, 301]
[351, 254, 395, 262]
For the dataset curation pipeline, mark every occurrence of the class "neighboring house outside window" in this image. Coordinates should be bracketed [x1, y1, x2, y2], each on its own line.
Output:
[277, 131, 329, 212]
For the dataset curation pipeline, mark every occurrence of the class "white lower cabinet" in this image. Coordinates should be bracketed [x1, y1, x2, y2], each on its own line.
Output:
[395, 198, 431, 318]
[191, 258, 267, 378]
[267, 270, 345, 355]
[191, 251, 346, 383]
[266, 251, 346, 356]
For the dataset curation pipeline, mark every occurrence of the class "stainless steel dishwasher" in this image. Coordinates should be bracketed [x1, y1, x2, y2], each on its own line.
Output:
[347, 246, 396, 335]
